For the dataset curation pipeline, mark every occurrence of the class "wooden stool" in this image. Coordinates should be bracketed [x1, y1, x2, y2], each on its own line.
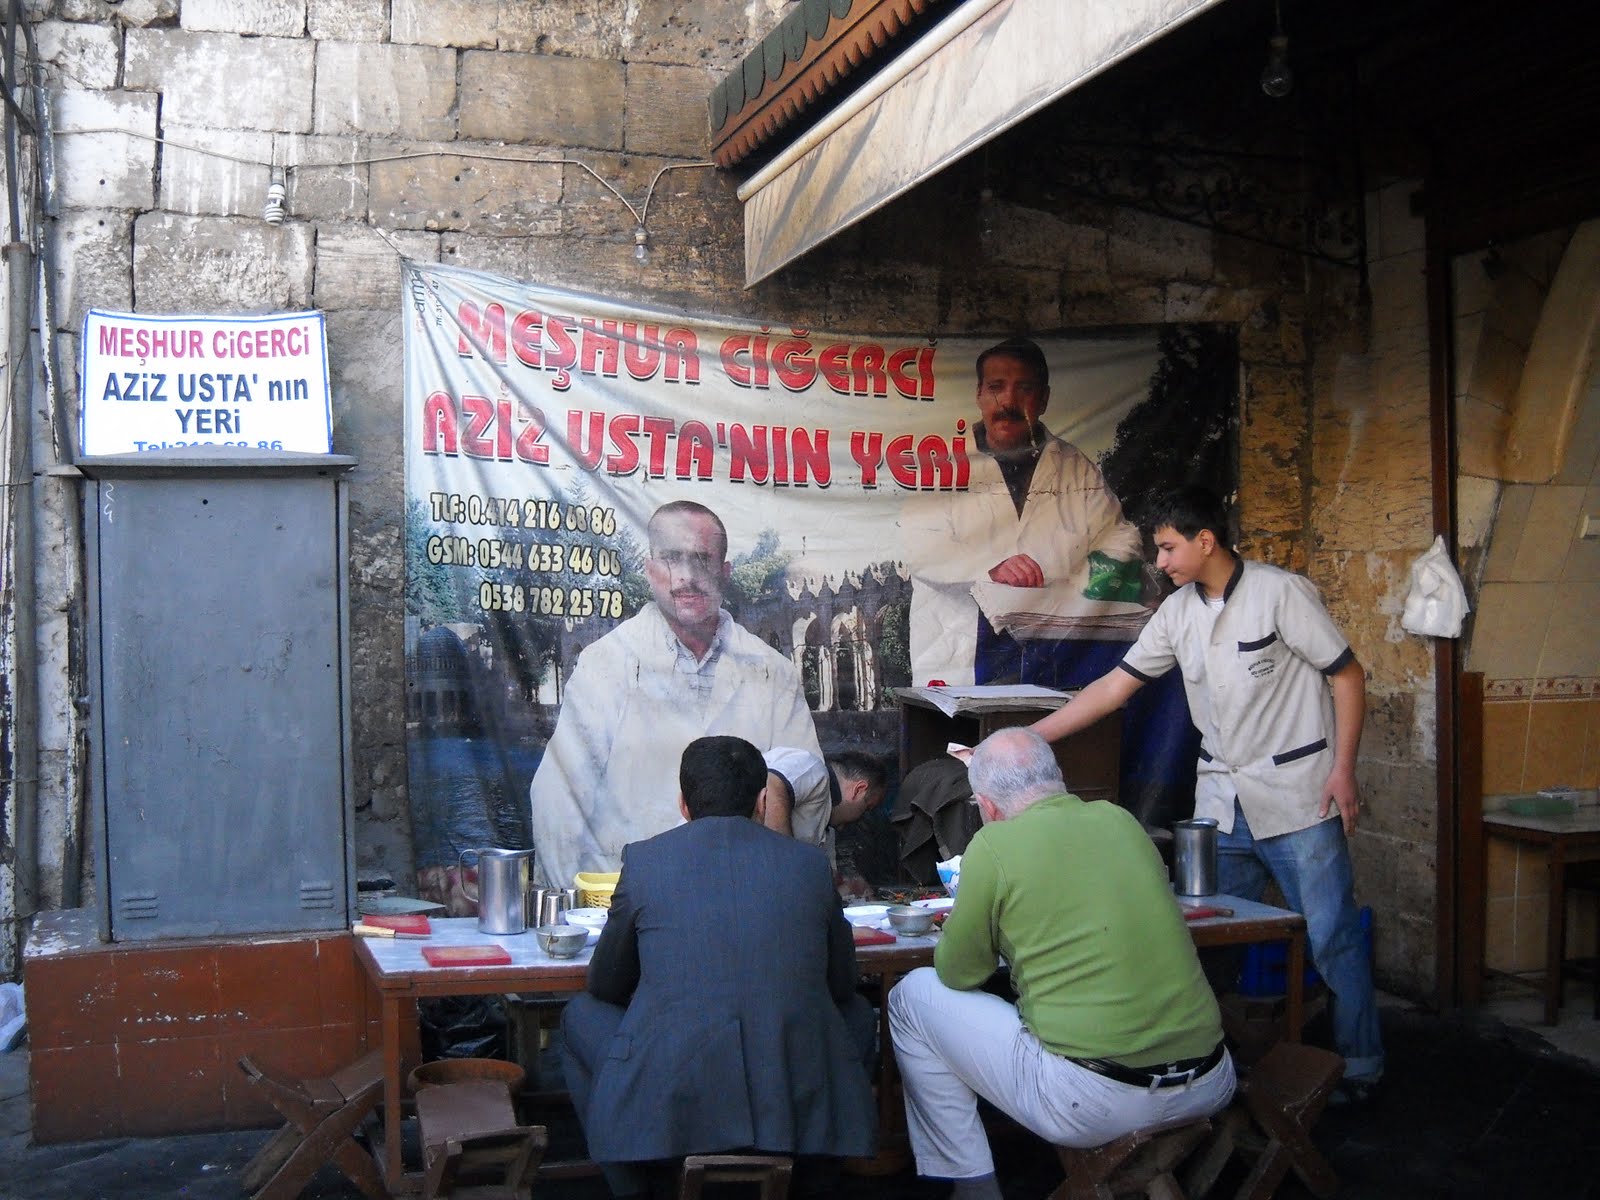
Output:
[1209, 1041, 1343, 1200]
[237, 1050, 389, 1200]
[415, 1080, 547, 1199]
[1050, 1118, 1212, 1200]
[678, 1153, 794, 1200]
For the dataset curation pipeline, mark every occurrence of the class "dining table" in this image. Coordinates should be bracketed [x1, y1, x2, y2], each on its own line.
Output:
[354, 892, 1307, 1192]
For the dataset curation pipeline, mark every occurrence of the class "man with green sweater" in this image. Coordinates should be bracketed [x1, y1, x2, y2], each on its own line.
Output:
[887, 727, 1234, 1200]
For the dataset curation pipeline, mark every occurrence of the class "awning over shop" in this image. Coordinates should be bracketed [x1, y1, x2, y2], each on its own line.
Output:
[736, 0, 1227, 286]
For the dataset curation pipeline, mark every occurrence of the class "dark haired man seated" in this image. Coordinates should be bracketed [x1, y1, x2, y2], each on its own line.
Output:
[561, 735, 876, 1198]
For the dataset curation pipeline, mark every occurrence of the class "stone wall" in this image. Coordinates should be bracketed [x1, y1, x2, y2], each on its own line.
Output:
[18, 0, 1438, 997]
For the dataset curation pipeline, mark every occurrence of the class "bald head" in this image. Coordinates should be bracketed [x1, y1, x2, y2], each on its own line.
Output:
[967, 727, 1066, 817]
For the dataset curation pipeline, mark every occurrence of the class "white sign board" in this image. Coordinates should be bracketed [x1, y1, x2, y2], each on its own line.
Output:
[79, 310, 333, 455]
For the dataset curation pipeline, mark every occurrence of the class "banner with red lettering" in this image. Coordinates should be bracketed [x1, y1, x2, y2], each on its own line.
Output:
[80, 310, 332, 455]
[401, 261, 1235, 900]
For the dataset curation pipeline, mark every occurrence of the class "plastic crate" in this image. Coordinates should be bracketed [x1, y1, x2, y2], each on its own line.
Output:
[1237, 905, 1372, 998]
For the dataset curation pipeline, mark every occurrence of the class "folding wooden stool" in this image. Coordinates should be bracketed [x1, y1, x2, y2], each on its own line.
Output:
[678, 1153, 794, 1200]
[1050, 1119, 1212, 1200]
[237, 1049, 389, 1200]
[1218, 1041, 1343, 1200]
[414, 1079, 547, 1199]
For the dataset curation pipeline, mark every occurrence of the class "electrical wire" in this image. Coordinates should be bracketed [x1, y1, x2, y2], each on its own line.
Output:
[50, 126, 714, 232]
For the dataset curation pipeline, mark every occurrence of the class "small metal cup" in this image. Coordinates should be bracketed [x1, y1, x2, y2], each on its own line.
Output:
[533, 887, 576, 928]
[1173, 818, 1219, 897]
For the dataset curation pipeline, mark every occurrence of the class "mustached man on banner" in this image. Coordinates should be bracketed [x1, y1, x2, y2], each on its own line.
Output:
[900, 337, 1147, 687]
[529, 500, 822, 889]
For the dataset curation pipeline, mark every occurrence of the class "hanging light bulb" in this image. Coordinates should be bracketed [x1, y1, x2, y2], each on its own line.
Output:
[262, 167, 287, 225]
[633, 225, 649, 263]
[1259, 3, 1293, 98]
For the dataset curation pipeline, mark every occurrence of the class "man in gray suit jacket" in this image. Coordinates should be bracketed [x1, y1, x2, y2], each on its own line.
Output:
[561, 735, 877, 1198]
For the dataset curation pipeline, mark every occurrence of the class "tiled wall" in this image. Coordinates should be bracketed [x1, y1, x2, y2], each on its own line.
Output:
[1481, 698, 1600, 974]
[1459, 230, 1600, 977]
[24, 910, 385, 1143]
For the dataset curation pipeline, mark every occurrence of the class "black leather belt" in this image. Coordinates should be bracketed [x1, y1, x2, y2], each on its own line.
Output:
[1070, 1042, 1226, 1089]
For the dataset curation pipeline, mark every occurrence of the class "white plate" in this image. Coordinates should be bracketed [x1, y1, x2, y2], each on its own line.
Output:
[911, 897, 955, 912]
[843, 904, 889, 926]
[564, 907, 609, 928]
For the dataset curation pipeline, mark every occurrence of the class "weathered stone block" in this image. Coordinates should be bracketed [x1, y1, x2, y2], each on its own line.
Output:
[636, 240, 761, 311]
[368, 142, 563, 233]
[944, 269, 1061, 333]
[1366, 249, 1428, 350]
[499, 0, 625, 56]
[1060, 279, 1164, 327]
[1237, 466, 1303, 539]
[48, 90, 159, 212]
[276, 134, 372, 222]
[459, 51, 624, 148]
[33, 21, 120, 89]
[315, 225, 441, 311]
[1312, 546, 1435, 687]
[314, 42, 457, 140]
[1108, 209, 1213, 282]
[1212, 231, 1302, 291]
[820, 263, 943, 336]
[1456, 474, 1500, 553]
[50, 209, 132, 334]
[628, 161, 731, 249]
[125, 30, 316, 133]
[131, 213, 315, 310]
[983, 203, 1108, 276]
[1163, 283, 1259, 325]
[308, 0, 386, 42]
[392, 0, 499, 48]
[437, 232, 564, 284]
[1358, 762, 1436, 852]
[553, 154, 662, 240]
[1242, 364, 1307, 466]
[1349, 832, 1399, 913]
[624, 62, 716, 158]
[58, 0, 176, 25]
[1374, 911, 1435, 999]
[324, 310, 404, 483]
[627, 0, 775, 71]
[157, 125, 275, 217]
[1311, 350, 1431, 486]
[182, 0, 305, 37]
[1362, 689, 1420, 765]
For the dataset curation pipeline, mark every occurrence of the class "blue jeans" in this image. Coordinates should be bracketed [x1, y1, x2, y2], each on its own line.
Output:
[1216, 800, 1384, 1083]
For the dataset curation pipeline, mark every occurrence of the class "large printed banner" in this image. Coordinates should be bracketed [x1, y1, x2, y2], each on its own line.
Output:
[402, 260, 1234, 894]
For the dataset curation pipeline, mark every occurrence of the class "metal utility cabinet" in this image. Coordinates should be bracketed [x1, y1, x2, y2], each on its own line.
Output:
[81, 450, 358, 941]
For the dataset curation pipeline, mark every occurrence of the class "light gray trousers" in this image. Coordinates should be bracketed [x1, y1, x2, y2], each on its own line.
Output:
[887, 967, 1236, 1179]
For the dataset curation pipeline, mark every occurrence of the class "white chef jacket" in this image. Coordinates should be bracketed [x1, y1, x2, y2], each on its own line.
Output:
[901, 431, 1143, 685]
[528, 603, 823, 887]
[1119, 558, 1355, 839]
[763, 745, 836, 860]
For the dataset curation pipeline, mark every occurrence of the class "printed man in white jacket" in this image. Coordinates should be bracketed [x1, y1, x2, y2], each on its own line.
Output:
[529, 501, 821, 888]
[903, 336, 1146, 686]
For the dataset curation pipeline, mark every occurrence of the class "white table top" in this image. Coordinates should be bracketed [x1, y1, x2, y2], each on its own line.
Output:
[359, 918, 597, 978]
[360, 891, 1299, 982]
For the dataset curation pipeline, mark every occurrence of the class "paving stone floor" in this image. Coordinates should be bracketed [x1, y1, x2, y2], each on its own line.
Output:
[4, 990, 1600, 1199]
